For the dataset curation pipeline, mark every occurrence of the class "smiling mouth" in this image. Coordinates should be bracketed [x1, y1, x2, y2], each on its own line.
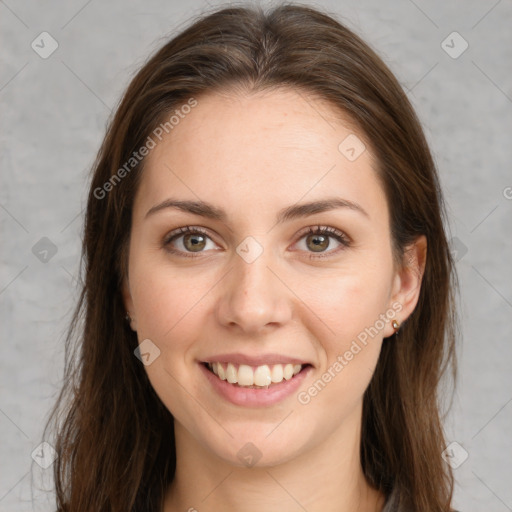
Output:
[202, 361, 311, 388]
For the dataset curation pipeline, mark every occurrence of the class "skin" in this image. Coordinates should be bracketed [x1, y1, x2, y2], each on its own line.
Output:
[122, 87, 426, 512]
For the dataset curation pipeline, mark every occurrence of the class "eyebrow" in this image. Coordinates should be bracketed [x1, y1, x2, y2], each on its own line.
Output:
[145, 196, 369, 223]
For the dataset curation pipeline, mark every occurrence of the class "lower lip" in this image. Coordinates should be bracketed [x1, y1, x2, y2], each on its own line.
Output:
[199, 362, 313, 407]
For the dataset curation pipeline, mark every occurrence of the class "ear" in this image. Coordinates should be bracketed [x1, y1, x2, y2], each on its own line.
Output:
[121, 276, 137, 331]
[384, 235, 427, 338]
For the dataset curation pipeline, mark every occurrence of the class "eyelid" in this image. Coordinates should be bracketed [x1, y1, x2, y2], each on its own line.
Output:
[162, 225, 219, 249]
[294, 225, 351, 244]
[162, 224, 351, 258]
[290, 225, 351, 259]
[163, 225, 212, 244]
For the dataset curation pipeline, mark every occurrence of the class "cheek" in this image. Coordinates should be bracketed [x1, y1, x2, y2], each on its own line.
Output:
[129, 253, 215, 354]
[133, 273, 192, 335]
[302, 266, 392, 346]
[129, 261, 213, 412]
[295, 264, 392, 407]
[296, 275, 389, 422]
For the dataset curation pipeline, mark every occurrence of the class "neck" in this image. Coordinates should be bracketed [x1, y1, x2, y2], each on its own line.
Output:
[163, 402, 386, 512]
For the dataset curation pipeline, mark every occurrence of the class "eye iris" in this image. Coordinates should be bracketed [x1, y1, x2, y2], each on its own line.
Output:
[184, 233, 206, 252]
[307, 233, 329, 252]
[172, 228, 341, 255]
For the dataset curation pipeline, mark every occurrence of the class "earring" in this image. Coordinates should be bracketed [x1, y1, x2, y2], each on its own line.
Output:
[392, 319, 400, 332]
[125, 312, 131, 322]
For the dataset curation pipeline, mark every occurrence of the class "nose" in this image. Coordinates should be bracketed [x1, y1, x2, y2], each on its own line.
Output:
[215, 244, 293, 335]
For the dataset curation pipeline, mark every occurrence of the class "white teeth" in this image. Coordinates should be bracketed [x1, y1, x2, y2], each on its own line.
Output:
[283, 363, 294, 380]
[207, 361, 304, 387]
[226, 363, 237, 384]
[271, 364, 283, 383]
[254, 365, 272, 386]
[237, 364, 254, 386]
[217, 363, 226, 381]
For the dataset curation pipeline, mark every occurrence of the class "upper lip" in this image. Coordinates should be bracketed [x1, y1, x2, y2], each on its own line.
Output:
[201, 352, 313, 367]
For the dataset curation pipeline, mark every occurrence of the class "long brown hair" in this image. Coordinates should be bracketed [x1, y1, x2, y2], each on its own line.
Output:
[42, 3, 459, 511]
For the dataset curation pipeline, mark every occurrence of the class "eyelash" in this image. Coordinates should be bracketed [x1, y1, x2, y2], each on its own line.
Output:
[162, 225, 351, 260]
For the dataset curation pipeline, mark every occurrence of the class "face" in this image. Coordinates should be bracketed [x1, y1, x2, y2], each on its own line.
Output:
[122, 88, 425, 468]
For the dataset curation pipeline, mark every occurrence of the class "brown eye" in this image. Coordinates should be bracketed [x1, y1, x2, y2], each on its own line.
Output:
[306, 233, 330, 252]
[163, 226, 217, 257]
[294, 226, 351, 259]
[183, 233, 207, 252]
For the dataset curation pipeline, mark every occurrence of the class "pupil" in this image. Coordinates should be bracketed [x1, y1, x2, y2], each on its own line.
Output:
[185, 234, 205, 251]
[309, 234, 328, 252]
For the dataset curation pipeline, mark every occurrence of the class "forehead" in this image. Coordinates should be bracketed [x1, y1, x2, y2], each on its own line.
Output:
[134, 87, 387, 226]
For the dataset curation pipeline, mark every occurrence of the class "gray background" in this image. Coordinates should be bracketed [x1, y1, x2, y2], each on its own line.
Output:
[1, 0, 511, 511]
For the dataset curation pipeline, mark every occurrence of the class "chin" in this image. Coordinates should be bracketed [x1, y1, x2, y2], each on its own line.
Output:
[195, 420, 313, 469]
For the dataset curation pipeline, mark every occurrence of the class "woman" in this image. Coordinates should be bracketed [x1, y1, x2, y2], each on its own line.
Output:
[43, 4, 459, 511]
